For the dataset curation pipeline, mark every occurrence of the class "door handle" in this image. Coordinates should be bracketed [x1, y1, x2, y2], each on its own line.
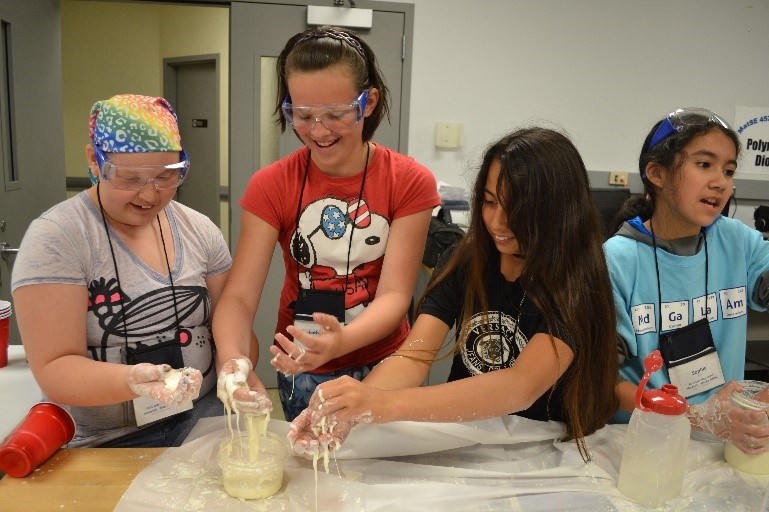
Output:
[1, 242, 19, 261]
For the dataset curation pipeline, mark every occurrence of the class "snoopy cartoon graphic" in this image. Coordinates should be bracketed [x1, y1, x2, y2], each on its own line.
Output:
[290, 196, 389, 321]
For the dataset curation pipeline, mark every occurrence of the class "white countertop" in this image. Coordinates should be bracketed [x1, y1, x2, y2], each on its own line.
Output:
[0, 345, 43, 440]
[118, 416, 769, 511]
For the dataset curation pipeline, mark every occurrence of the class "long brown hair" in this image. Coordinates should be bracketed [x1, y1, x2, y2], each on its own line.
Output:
[421, 127, 618, 461]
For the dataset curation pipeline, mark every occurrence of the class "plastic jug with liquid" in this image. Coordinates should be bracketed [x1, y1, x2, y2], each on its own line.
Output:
[617, 350, 691, 508]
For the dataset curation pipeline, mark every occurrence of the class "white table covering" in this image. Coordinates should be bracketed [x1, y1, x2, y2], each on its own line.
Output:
[115, 415, 769, 511]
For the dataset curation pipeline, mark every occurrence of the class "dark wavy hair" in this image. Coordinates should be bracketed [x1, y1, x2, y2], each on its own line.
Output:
[274, 26, 390, 142]
[421, 127, 619, 461]
[611, 112, 741, 233]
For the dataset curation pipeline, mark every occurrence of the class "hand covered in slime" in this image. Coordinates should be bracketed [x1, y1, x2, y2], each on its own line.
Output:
[288, 376, 379, 456]
[217, 358, 272, 415]
[688, 380, 769, 454]
[128, 363, 202, 406]
[288, 407, 356, 459]
[753, 383, 769, 404]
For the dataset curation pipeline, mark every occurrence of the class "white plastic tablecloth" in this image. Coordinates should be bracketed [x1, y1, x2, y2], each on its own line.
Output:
[115, 415, 769, 511]
[0, 345, 42, 440]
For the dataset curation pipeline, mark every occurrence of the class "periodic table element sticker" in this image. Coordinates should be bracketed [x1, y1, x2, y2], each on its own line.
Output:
[734, 105, 769, 178]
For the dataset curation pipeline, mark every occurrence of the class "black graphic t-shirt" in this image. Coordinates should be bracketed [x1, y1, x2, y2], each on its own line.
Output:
[418, 249, 574, 422]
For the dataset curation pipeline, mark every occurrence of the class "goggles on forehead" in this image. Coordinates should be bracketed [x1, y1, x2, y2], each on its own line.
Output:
[94, 144, 190, 191]
[281, 90, 368, 132]
[647, 107, 732, 151]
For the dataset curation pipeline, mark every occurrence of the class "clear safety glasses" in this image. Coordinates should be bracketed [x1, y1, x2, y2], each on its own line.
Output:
[648, 107, 732, 151]
[282, 90, 368, 132]
[94, 145, 190, 191]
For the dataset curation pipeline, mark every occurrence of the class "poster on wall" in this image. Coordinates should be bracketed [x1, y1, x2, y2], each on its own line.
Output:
[734, 105, 769, 178]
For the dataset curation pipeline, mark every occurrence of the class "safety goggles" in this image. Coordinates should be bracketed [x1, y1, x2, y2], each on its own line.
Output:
[282, 90, 368, 132]
[647, 107, 732, 151]
[94, 144, 190, 191]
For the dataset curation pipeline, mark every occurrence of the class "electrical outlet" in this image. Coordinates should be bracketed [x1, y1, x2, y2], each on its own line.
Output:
[609, 171, 628, 187]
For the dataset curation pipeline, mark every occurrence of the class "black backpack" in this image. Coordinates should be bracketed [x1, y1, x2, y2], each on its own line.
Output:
[422, 210, 465, 268]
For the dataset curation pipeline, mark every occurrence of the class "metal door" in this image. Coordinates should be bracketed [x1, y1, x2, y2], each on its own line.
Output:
[164, 56, 221, 227]
[0, 1, 65, 345]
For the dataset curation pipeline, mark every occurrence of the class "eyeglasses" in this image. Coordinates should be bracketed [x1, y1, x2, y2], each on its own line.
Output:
[94, 145, 190, 191]
[282, 90, 368, 132]
[647, 107, 732, 151]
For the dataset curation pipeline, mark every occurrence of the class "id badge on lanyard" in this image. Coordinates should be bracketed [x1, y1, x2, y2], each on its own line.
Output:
[659, 317, 725, 398]
[290, 146, 368, 349]
[132, 396, 192, 426]
[121, 341, 192, 426]
[650, 225, 723, 398]
[293, 289, 346, 349]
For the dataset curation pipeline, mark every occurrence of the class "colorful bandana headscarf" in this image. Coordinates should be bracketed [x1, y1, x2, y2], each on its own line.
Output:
[89, 94, 181, 153]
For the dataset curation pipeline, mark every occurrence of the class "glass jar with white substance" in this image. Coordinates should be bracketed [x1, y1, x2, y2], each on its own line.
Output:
[724, 380, 769, 475]
[218, 431, 286, 499]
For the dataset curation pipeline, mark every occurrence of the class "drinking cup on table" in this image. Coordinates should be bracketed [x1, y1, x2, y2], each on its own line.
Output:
[0, 402, 76, 477]
[0, 300, 11, 368]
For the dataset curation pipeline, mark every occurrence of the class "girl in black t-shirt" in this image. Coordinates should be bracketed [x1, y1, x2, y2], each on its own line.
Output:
[290, 128, 619, 462]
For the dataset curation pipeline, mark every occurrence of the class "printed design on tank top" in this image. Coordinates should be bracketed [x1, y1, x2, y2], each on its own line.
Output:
[460, 310, 527, 375]
[86, 277, 210, 367]
[290, 195, 390, 319]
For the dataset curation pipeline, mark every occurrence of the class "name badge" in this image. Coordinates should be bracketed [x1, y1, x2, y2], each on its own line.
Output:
[659, 317, 723, 398]
[292, 289, 345, 349]
[293, 314, 321, 350]
[133, 396, 192, 427]
[668, 351, 725, 398]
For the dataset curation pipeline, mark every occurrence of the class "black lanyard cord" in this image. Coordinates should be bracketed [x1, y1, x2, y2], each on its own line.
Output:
[293, 151, 312, 294]
[96, 184, 180, 354]
[496, 274, 526, 367]
[649, 218, 709, 336]
[97, 183, 130, 353]
[157, 214, 181, 331]
[294, 143, 371, 297]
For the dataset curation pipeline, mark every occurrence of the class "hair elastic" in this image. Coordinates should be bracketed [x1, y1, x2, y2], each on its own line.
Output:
[295, 27, 367, 62]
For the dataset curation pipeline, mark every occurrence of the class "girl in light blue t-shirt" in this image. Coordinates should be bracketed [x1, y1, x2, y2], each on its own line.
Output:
[605, 107, 769, 455]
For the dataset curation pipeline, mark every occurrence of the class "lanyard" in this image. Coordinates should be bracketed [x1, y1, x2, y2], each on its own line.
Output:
[293, 143, 371, 295]
[649, 218, 709, 336]
[96, 184, 181, 359]
[496, 269, 526, 367]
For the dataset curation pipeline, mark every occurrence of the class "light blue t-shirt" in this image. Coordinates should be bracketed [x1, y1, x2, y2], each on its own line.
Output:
[605, 216, 769, 421]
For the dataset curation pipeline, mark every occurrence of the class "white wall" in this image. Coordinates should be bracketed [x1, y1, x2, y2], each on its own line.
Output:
[60, 0, 769, 216]
[386, 0, 769, 196]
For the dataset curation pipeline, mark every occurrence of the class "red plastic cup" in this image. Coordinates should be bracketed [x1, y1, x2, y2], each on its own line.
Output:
[0, 402, 76, 477]
[0, 300, 9, 368]
[0, 315, 8, 368]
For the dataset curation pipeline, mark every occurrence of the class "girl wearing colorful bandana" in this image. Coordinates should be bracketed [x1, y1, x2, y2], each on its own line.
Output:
[12, 94, 235, 447]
